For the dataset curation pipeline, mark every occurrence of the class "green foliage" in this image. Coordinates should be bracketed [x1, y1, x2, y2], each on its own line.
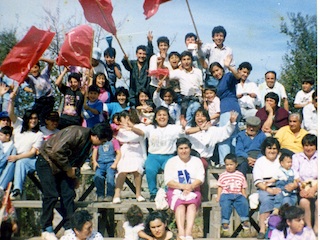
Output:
[0, 29, 18, 65]
[279, 13, 317, 111]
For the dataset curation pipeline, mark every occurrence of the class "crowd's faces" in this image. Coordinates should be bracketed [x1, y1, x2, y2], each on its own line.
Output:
[0, 132, 10, 143]
[30, 64, 40, 77]
[91, 58, 99, 67]
[265, 144, 279, 161]
[195, 111, 208, 127]
[136, 49, 147, 63]
[210, 65, 224, 80]
[138, 92, 149, 105]
[301, 82, 312, 93]
[287, 216, 305, 235]
[204, 90, 216, 102]
[185, 36, 196, 47]
[180, 55, 192, 71]
[155, 109, 169, 127]
[238, 68, 251, 82]
[105, 55, 115, 65]
[225, 159, 237, 173]
[0, 118, 10, 128]
[28, 114, 39, 130]
[158, 42, 169, 54]
[303, 143, 317, 159]
[212, 32, 225, 48]
[74, 221, 93, 240]
[169, 55, 180, 69]
[177, 143, 191, 162]
[265, 72, 276, 88]
[87, 91, 99, 102]
[246, 125, 260, 137]
[149, 218, 167, 239]
[280, 156, 293, 171]
[116, 92, 127, 105]
[163, 91, 174, 105]
[265, 98, 277, 110]
[45, 119, 59, 131]
[69, 78, 80, 91]
[95, 75, 106, 88]
[288, 115, 301, 133]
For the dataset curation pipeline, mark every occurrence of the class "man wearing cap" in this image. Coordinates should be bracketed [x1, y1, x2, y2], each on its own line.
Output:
[0, 111, 11, 129]
[235, 116, 266, 177]
[91, 47, 107, 77]
[40, 111, 60, 141]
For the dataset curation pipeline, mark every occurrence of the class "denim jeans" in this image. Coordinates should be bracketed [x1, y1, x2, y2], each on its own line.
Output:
[145, 153, 174, 196]
[219, 193, 249, 224]
[0, 162, 15, 189]
[274, 192, 297, 209]
[94, 162, 116, 197]
[13, 157, 36, 191]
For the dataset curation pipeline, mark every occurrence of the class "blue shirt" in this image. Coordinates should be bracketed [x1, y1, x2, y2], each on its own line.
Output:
[84, 99, 103, 128]
[235, 130, 266, 158]
[105, 102, 130, 123]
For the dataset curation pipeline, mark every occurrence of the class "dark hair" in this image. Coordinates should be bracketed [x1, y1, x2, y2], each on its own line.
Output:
[301, 134, 317, 148]
[160, 88, 177, 103]
[126, 204, 144, 227]
[152, 106, 174, 127]
[224, 153, 237, 163]
[157, 36, 169, 46]
[104, 47, 116, 58]
[136, 45, 147, 53]
[264, 92, 280, 105]
[22, 110, 40, 133]
[88, 84, 100, 93]
[276, 204, 305, 238]
[112, 112, 120, 123]
[302, 77, 314, 85]
[119, 110, 130, 120]
[144, 211, 169, 236]
[0, 126, 13, 137]
[180, 51, 192, 59]
[238, 62, 252, 71]
[90, 122, 113, 141]
[212, 26, 227, 38]
[204, 86, 217, 93]
[68, 72, 81, 82]
[115, 87, 129, 103]
[260, 137, 280, 155]
[279, 152, 291, 163]
[168, 51, 181, 60]
[136, 88, 151, 107]
[71, 210, 93, 232]
[185, 32, 197, 41]
[209, 62, 224, 73]
[176, 137, 192, 149]
[190, 108, 210, 127]
[92, 72, 112, 94]
[265, 70, 277, 79]
[312, 90, 317, 100]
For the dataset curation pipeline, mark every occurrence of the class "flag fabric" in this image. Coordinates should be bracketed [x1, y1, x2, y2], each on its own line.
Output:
[148, 69, 169, 78]
[79, 0, 117, 35]
[0, 26, 54, 84]
[56, 25, 94, 69]
[143, 0, 170, 19]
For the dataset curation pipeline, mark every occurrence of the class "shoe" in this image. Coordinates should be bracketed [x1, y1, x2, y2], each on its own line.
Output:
[185, 236, 193, 240]
[97, 196, 104, 202]
[222, 223, 229, 231]
[242, 221, 250, 230]
[41, 231, 58, 240]
[112, 197, 121, 204]
[104, 196, 113, 202]
[10, 189, 21, 200]
[80, 162, 91, 171]
[179, 236, 185, 240]
[149, 195, 156, 202]
[214, 164, 226, 169]
[137, 196, 146, 202]
[257, 232, 265, 239]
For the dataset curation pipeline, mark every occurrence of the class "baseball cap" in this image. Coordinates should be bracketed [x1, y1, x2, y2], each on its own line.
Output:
[45, 111, 60, 121]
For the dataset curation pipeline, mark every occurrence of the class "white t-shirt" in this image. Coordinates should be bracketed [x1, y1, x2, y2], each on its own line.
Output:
[259, 81, 287, 107]
[236, 81, 261, 108]
[294, 89, 314, 105]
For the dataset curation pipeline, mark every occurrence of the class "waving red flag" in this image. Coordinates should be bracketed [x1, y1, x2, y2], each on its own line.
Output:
[79, 0, 117, 35]
[0, 26, 54, 84]
[56, 25, 94, 68]
[143, 0, 170, 19]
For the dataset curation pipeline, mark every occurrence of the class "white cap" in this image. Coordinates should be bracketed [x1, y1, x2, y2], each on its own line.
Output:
[92, 47, 102, 60]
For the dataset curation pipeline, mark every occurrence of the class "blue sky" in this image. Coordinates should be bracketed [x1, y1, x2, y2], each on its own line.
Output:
[0, 0, 317, 83]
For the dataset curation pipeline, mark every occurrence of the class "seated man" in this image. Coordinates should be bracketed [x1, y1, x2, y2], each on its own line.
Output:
[235, 116, 266, 177]
[256, 92, 289, 136]
[275, 113, 308, 156]
[302, 91, 317, 136]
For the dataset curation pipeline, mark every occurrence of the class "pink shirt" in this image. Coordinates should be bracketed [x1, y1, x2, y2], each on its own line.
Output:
[218, 170, 247, 194]
[292, 151, 318, 182]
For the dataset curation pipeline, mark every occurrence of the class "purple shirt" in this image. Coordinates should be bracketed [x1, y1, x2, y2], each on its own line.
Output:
[292, 151, 318, 182]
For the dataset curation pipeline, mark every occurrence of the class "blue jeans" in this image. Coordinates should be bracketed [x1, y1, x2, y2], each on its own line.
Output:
[13, 157, 36, 191]
[218, 112, 239, 165]
[0, 162, 15, 189]
[145, 153, 174, 196]
[94, 162, 116, 197]
[274, 192, 297, 209]
[220, 193, 249, 224]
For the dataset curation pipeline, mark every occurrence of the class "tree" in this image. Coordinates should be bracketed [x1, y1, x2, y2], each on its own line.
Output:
[279, 13, 317, 111]
[0, 29, 18, 65]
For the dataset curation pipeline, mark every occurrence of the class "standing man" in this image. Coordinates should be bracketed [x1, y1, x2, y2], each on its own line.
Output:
[36, 123, 113, 240]
[259, 71, 289, 111]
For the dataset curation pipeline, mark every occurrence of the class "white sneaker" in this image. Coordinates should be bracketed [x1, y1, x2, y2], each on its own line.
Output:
[112, 197, 121, 204]
[136, 196, 146, 202]
[41, 231, 58, 240]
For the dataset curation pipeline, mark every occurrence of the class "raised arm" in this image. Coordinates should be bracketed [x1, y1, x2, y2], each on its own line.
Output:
[224, 55, 241, 79]
[55, 67, 68, 88]
[39, 57, 55, 71]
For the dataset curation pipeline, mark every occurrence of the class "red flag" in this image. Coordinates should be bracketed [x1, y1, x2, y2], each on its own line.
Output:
[148, 69, 169, 78]
[79, 0, 117, 35]
[143, 0, 170, 19]
[56, 25, 94, 69]
[0, 26, 54, 84]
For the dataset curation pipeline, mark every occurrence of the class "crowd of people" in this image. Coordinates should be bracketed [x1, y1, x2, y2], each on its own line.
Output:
[0, 25, 317, 240]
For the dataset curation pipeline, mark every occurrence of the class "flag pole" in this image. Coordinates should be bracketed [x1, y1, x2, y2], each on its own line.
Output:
[185, 0, 200, 39]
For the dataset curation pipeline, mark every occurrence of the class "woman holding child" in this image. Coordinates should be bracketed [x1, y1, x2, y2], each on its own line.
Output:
[164, 137, 204, 240]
